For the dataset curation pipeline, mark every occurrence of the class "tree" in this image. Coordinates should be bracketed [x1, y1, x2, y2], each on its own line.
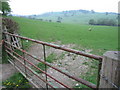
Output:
[57, 17, 62, 23]
[107, 19, 117, 26]
[89, 19, 96, 25]
[97, 19, 107, 25]
[49, 20, 52, 22]
[89, 18, 117, 26]
[1, 1, 11, 16]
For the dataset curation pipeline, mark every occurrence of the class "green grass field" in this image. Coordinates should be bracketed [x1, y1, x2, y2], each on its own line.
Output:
[11, 16, 118, 55]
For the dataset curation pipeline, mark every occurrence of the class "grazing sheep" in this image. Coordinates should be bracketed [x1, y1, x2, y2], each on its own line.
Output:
[88, 28, 92, 31]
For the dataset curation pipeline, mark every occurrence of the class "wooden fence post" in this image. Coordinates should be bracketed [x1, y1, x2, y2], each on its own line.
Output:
[99, 51, 120, 89]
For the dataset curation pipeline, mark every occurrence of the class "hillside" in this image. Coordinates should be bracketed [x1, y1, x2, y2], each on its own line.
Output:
[27, 10, 118, 25]
[11, 16, 118, 55]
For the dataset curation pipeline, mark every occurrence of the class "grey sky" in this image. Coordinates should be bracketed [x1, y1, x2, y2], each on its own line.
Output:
[9, 0, 119, 15]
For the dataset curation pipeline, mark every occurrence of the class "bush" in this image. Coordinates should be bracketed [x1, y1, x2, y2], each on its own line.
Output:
[2, 18, 19, 63]
[108, 19, 117, 26]
[2, 18, 19, 34]
[89, 19, 96, 25]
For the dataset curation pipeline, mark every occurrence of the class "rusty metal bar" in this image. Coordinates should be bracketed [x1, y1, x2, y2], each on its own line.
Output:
[3, 32, 103, 61]
[8, 58, 44, 88]
[43, 45, 48, 89]
[5, 45, 72, 89]
[5, 49, 56, 89]
[21, 39, 27, 77]
[8, 59, 43, 88]
[4, 41, 97, 89]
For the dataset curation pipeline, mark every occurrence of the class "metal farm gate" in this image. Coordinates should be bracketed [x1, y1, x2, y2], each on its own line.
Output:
[2, 31, 103, 89]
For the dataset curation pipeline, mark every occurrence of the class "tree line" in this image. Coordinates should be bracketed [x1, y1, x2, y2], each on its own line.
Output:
[89, 18, 118, 26]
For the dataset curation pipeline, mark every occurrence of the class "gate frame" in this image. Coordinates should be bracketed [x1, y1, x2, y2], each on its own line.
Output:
[2, 31, 104, 89]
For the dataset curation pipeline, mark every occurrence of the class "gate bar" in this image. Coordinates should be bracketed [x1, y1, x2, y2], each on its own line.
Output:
[5, 45, 72, 89]
[8, 60, 43, 88]
[3, 32, 103, 61]
[5, 50, 55, 89]
[4, 41, 97, 89]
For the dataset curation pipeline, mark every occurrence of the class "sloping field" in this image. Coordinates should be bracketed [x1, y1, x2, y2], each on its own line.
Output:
[11, 17, 118, 55]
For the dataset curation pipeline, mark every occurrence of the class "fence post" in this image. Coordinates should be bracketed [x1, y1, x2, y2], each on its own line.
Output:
[99, 51, 120, 89]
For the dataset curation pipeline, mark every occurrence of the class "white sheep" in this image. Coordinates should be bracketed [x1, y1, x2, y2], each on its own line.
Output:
[88, 28, 92, 31]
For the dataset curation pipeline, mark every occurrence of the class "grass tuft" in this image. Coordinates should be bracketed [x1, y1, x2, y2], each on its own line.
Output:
[2, 73, 32, 88]
[32, 53, 57, 73]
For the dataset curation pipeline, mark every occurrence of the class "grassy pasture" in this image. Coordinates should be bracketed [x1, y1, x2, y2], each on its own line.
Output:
[11, 16, 118, 55]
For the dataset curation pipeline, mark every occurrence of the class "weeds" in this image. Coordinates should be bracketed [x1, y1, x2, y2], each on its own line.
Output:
[2, 73, 32, 88]
[58, 52, 65, 60]
[74, 59, 99, 88]
[46, 53, 57, 63]
[32, 53, 57, 73]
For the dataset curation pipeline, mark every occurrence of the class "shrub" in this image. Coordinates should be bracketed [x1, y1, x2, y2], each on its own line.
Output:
[2, 18, 19, 34]
[89, 19, 96, 25]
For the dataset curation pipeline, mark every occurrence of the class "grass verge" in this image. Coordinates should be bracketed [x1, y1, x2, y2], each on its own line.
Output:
[2, 73, 32, 88]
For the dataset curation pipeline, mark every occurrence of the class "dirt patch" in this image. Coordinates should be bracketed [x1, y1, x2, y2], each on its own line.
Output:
[0, 64, 18, 89]
[1, 64, 18, 81]
[26, 42, 93, 88]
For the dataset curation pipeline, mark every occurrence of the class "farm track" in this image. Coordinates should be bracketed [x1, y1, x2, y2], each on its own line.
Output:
[25, 42, 93, 88]
[1, 42, 93, 88]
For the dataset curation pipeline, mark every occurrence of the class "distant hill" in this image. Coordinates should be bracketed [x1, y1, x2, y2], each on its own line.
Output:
[26, 9, 118, 25]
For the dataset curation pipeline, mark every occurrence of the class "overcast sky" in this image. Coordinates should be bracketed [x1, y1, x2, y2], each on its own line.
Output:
[9, 0, 119, 15]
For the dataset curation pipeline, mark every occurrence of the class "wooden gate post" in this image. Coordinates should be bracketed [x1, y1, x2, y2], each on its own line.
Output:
[99, 51, 120, 89]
